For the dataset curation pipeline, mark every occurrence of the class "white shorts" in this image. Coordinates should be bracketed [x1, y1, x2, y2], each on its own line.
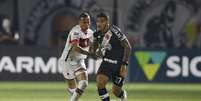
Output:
[58, 58, 87, 80]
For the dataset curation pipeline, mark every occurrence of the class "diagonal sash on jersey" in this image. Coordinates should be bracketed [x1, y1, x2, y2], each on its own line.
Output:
[99, 30, 112, 56]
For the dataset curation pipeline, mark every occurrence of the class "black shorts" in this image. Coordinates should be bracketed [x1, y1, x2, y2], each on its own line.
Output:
[97, 58, 122, 82]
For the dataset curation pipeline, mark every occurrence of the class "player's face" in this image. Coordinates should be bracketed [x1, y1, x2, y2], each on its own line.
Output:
[79, 16, 90, 32]
[96, 17, 108, 32]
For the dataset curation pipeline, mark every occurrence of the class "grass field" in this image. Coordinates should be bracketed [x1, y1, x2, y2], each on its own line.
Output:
[0, 82, 201, 101]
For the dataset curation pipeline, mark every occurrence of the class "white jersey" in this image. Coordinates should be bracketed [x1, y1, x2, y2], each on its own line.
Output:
[60, 25, 93, 61]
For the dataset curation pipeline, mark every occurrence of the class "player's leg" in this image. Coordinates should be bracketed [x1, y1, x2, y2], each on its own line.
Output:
[59, 59, 76, 96]
[112, 84, 127, 101]
[96, 62, 111, 101]
[70, 68, 88, 101]
[112, 65, 127, 101]
[70, 60, 88, 101]
[96, 74, 109, 101]
[66, 79, 77, 95]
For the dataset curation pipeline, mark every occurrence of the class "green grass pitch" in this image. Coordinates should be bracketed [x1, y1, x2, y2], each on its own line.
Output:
[0, 82, 201, 101]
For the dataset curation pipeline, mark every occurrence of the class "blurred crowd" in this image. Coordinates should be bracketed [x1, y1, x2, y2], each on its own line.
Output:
[0, 0, 201, 49]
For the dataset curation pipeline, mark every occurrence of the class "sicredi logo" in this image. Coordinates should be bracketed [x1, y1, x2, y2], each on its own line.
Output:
[135, 51, 167, 81]
[166, 56, 201, 77]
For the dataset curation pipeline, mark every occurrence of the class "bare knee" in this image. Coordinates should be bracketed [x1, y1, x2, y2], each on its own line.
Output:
[96, 74, 108, 89]
[96, 79, 106, 88]
[68, 79, 76, 89]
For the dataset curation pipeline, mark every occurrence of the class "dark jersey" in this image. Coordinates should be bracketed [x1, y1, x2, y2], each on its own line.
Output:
[96, 25, 127, 79]
[94, 25, 126, 61]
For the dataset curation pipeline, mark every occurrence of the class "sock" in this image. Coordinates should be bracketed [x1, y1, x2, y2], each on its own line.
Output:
[70, 88, 83, 101]
[98, 88, 110, 101]
[67, 88, 76, 96]
[70, 80, 88, 101]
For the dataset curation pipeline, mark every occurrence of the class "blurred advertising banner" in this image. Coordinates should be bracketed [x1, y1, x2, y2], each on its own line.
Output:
[129, 48, 201, 83]
[0, 46, 97, 81]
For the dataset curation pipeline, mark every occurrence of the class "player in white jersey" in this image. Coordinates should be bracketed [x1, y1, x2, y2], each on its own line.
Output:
[58, 12, 94, 101]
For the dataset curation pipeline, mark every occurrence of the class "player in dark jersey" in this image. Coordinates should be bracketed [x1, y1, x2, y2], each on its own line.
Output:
[93, 12, 131, 101]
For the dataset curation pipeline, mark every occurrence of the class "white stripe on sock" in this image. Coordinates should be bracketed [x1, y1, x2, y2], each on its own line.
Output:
[100, 93, 109, 99]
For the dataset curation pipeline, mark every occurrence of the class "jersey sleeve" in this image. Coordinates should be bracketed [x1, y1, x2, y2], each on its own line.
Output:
[110, 25, 126, 41]
[69, 29, 80, 44]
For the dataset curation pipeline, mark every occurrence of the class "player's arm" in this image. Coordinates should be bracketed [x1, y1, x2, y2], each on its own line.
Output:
[89, 38, 98, 54]
[121, 38, 131, 65]
[69, 31, 92, 56]
[110, 25, 131, 64]
[71, 40, 92, 56]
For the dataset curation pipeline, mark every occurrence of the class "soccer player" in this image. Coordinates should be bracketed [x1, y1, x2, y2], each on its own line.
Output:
[58, 12, 94, 101]
[94, 12, 131, 101]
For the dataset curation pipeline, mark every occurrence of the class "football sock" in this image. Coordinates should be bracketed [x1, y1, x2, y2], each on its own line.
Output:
[67, 88, 76, 96]
[70, 88, 83, 101]
[70, 80, 88, 101]
[98, 88, 110, 101]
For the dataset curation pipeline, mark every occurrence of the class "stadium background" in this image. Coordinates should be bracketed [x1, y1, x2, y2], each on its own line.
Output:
[0, 0, 201, 101]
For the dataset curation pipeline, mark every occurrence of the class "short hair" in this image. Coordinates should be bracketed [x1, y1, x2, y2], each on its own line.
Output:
[79, 12, 90, 19]
[96, 12, 109, 21]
